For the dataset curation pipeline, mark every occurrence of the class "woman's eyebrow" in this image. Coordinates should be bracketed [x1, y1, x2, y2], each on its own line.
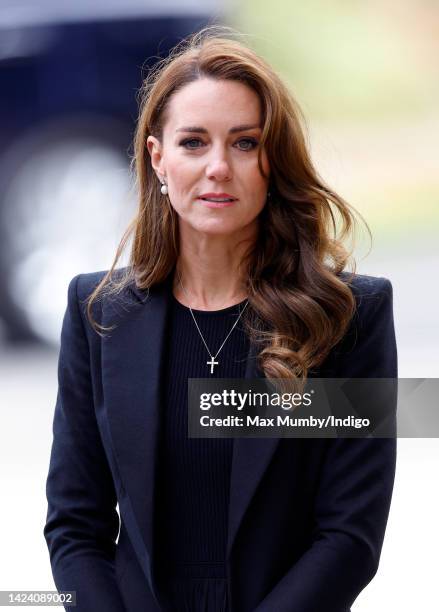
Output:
[175, 124, 261, 134]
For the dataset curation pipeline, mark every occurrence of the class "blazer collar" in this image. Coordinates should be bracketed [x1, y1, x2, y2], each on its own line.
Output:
[102, 274, 281, 572]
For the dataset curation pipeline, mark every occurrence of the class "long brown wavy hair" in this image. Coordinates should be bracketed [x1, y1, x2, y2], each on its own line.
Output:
[85, 25, 369, 381]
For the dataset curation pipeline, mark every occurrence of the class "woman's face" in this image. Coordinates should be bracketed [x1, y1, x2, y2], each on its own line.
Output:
[147, 77, 270, 238]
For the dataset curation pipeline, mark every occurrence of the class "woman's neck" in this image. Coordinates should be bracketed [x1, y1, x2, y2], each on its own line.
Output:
[173, 233, 253, 311]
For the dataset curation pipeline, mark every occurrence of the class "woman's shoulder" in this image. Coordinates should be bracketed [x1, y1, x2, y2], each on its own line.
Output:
[72, 266, 137, 301]
[326, 271, 397, 377]
[338, 269, 393, 293]
[65, 267, 141, 330]
[337, 270, 394, 323]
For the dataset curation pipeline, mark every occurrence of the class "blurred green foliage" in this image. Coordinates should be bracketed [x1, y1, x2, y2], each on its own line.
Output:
[233, 0, 439, 121]
[231, 0, 438, 242]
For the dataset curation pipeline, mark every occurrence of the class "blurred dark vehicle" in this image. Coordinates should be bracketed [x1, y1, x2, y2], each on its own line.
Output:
[0, 1, 222, 345]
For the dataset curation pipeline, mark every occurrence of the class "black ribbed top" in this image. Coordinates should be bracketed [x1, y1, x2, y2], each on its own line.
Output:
[154, 294, 250, 577]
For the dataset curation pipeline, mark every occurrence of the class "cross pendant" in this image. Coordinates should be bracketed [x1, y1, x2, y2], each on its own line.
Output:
[207, 356, 219, 374]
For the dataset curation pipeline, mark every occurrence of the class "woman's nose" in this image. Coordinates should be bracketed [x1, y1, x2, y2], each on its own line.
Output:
[205, 152, 232, 182]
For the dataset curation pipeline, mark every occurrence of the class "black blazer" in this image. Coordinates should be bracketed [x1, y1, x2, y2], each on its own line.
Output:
[44, 269, 397, 612]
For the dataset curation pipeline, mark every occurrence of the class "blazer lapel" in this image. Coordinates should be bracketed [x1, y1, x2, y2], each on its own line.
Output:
[102, 272, 280, 575]
[101, 274, 171, 583]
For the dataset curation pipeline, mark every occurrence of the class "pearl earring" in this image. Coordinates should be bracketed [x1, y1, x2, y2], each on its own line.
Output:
[160, 180, 168, 195]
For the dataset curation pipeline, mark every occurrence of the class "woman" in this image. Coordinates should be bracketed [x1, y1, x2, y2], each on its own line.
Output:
[44, 27, 397, 612]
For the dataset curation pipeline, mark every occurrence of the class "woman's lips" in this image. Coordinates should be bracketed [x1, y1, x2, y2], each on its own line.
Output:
[197, 198, 237, 209]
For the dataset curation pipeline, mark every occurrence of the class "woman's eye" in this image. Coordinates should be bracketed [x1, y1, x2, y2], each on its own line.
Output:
[180, 138, 203, 149]
[236, 138, 258, 151]
[179, 137, 258, 151]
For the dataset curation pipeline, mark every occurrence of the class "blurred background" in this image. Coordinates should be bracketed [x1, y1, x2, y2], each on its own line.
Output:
[0, 0, 438, 610]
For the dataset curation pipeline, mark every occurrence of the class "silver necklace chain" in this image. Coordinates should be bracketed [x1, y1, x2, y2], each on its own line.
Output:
[176, 269, 249, 374]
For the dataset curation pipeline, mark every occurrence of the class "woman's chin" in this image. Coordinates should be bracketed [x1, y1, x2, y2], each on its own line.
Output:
[186, 219, 247, 237]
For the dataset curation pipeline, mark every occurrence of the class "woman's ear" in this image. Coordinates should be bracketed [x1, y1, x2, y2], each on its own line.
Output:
[146, 135, 165, 179]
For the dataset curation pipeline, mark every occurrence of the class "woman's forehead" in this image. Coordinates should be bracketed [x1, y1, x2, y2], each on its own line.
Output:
[163, 78, 262, 132]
